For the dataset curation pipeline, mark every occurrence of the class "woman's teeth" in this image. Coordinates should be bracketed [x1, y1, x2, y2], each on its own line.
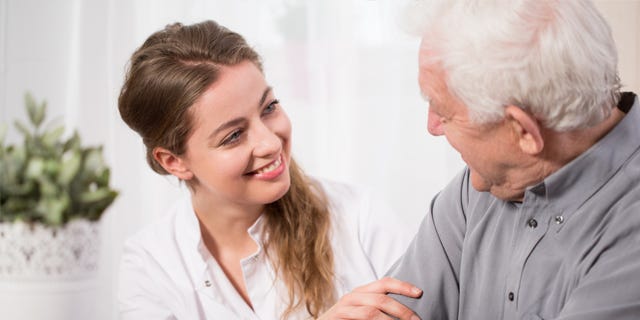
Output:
[255, 157, 281, 174]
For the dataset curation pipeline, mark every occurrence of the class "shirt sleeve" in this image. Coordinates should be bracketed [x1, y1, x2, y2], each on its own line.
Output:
[385, 169, 469, 319]
[118, 238, 177, 320]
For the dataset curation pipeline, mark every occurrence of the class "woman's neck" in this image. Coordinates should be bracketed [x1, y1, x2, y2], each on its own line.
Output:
[191, 193, 263, 250]
[193, 198, 263, 311]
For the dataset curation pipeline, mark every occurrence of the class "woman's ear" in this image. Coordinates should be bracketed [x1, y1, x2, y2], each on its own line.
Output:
[153, 147, 194, 180]
[504, 105, 544, 155]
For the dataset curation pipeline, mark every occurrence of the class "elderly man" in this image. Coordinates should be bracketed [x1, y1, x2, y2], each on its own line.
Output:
[386, 0, 640, 319]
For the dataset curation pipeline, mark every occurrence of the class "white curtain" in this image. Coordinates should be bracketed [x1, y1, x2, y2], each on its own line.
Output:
[1, 0, 637, 319]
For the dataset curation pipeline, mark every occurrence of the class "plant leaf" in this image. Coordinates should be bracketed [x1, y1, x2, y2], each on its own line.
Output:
[95, 167, 111, 186]
[25, 157, 45, 179]
[2, 90, 119, 225]
[43, 159, 61, 176]
[25, 92, 38, 125]
[1, 146, 26, 185]
[13, 120, 32, 138]
[75, 188, 118, 220]
[2, 180, 35, 196]
[3, 198, 35, 216]
[58, 150, 82, 185]
[78, 187, 117, 205]
[0, 123, 7, 145]
[41, 125, 65, 148]
[37, 194, 70, 226]
[24, 92, 46, 128]
[38, 175, 59, 197]
[34, 101, 46, 128]
[63, 131, 81, 152]
[84, 147, 105, 173]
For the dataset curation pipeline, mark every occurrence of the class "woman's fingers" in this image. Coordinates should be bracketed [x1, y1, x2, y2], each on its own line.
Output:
[353, 277, 423, 298]
[319, 278, 422, 320]
[341, 291, 419, 320]
[331, 305, 394, 320]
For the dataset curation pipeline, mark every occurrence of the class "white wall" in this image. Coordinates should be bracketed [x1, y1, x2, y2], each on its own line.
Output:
[1, 1, 638, 319]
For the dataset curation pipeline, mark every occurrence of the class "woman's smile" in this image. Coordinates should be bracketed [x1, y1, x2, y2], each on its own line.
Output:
[249, 154, 286, 180]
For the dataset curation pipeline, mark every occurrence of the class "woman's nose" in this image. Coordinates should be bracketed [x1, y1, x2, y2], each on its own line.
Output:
[252, 123, 281, 157]
[427, 108, 444, 136]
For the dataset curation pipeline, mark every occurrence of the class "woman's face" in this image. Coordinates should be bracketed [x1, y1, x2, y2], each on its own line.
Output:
[181, 61, 292, 212]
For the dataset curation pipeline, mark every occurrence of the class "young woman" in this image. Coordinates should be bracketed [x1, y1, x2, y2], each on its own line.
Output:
[117, 20, 420, 320]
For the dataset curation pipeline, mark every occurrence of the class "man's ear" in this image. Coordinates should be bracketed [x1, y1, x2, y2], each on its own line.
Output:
[504, 105, 544, 155]
[153, 147, 194, 180]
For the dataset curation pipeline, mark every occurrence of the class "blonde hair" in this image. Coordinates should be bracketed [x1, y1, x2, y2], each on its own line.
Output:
[118, 20, 335, 318]
[265, 160, 335, 318]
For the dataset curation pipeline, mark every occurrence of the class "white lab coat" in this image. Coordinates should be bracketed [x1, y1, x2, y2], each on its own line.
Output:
[118, 178, 413, 319]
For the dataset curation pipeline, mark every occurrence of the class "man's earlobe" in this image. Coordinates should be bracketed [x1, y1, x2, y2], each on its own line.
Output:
[505, 105, 544, 155]
[153, 147, 194, 180]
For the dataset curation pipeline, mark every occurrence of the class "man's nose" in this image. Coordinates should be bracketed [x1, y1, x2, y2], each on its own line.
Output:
[427, 108, 444, 136]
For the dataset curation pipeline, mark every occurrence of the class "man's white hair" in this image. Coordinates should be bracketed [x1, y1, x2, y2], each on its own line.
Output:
[404, 0, 621, 131]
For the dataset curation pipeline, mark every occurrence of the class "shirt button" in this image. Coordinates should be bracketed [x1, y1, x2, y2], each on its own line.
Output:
[508, 292, 514, 301]
[205, 280, 212, 287]
[555, 215, 564, 224]
[527, 218, 538, 228]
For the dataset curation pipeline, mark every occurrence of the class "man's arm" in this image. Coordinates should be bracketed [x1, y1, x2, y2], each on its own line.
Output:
[385, 169, 469, 319]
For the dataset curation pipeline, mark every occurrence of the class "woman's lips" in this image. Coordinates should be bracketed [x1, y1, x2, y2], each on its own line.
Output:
[250, 154, 285, 180]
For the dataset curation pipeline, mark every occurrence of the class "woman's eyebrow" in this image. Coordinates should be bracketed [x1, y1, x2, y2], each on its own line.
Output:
[258, 87, 272, 108]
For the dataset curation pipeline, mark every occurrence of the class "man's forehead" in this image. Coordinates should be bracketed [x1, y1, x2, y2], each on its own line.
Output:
[418, 65, 446, 103]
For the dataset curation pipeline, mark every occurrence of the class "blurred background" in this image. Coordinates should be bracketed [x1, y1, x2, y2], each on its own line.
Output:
[0, 0, 638, 319]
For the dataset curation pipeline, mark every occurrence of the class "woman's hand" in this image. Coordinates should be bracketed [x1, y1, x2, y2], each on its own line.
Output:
[318, 277, 422, 320]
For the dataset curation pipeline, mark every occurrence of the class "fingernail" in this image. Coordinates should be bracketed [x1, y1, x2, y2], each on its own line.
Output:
[411, 315, 421, 320]
[412, 287, 422, 295]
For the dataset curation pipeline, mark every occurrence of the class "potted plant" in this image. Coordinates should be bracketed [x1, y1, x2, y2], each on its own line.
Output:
[0, 92, 118, 279]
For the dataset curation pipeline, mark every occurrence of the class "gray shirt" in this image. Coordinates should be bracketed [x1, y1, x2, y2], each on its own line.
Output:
[387, 93, 640, 320]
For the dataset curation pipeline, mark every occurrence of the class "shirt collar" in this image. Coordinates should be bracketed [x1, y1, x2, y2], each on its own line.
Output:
[173, 196, 267, 289]
[173, 195, 208, 284]
[524, 93, 640, 217]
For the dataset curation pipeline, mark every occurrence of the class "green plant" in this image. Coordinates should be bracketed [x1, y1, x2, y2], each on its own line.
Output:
[0, 92, 118, 226]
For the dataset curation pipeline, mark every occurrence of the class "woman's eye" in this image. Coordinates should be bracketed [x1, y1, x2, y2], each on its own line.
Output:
[221, 129, 243, 146]
[262, 99, 279, 115]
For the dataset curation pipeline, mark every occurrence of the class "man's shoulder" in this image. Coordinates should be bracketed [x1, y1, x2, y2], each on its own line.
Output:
[431, 167, 501, 220]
